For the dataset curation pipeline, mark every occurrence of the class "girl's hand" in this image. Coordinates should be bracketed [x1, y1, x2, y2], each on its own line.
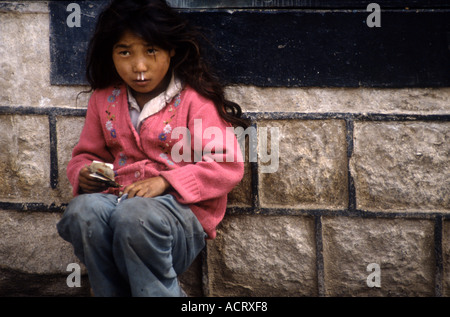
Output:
[78, 166, 109, 193]
[123, 176, 171, 198]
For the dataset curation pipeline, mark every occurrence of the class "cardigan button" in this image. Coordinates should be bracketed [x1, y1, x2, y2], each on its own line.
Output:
[134, 171, 140, 178]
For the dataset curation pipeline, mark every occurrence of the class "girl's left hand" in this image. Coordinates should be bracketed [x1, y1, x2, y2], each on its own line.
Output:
[123, 176, 171, 198]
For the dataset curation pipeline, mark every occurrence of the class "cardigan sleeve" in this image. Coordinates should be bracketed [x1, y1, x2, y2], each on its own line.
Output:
[67, 90, 115, 196]
[159, 101, 244, 204]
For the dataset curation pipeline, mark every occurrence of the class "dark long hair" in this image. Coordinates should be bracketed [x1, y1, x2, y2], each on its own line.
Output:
[86, 0, 248, 128]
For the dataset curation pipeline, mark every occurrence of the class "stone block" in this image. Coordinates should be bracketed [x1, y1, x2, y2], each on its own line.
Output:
[350, 122, 449, 212]
[0, 8, 90, 108]
[0, 267, 91, 297]
[227, 136, 252, 207]
[0, 209, 82, 274]
[322, 217, 435, 296]
[56, 116, 85, 202]
[206, 215, 317, 296]
[259, 120, 348, 209]
[0, 208, 91, 296]
[178, 254, 204, 297]
[0, 115, 51, 203]
[226, 86, 450, 115]
[443, 220, 450, 296]
[227, 161, 252, 207]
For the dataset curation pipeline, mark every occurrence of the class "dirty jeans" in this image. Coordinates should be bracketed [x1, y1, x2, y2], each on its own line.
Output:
[56, 193, 206, 297]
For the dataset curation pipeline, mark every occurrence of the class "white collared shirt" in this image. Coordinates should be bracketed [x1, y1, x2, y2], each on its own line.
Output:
[127, 74, 182, 133]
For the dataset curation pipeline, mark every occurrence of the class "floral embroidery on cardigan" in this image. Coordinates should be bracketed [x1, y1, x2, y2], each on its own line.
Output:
[163, 124, 172, 134]
[118, 152, 127, 166]
[159, 153, 175, 166]
[105, 88, 121, 139]
[107, 88, 120, 103]
[174, 94, 181, 107]
[158, 93, 182, 168]
[104, 88, 125, 168]
[158, 132, 168, 141]
[105, 120, 113, 131]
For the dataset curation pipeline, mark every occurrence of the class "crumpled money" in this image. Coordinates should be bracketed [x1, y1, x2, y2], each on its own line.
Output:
[87, 161, 121, 188]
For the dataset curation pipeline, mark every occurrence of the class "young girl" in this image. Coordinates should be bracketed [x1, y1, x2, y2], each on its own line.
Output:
[57, 0, 246, 297]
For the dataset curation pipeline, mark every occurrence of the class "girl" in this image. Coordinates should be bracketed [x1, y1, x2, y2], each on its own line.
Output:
[57, 0, 246, 297]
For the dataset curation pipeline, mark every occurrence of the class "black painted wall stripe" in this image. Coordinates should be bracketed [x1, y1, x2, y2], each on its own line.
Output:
[249, 122, 260, 208]
[244, 112, 450, 122]
[0, 106, 86, 116]
[434, 216, 444, 297]
[345, 119, 357, 212]
[167, 0, 450, 9]
[48, 114, 58, 189]
[3, 106, 449, 121]
[4, 0, 450, 9]
[314, 215, 326, 297]
[2, 200, 450, 221]
[49, 2, 450, 87]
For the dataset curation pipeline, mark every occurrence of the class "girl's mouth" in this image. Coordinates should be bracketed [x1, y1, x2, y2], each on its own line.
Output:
[134, 79, 149, 87]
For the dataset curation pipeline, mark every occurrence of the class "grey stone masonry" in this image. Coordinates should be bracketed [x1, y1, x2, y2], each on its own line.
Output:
[0, 2, 449, 297]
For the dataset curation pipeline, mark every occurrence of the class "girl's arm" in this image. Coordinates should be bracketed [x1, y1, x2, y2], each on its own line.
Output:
[159, 103, 244, 204]
[77, 166, 110, 194]
[122, 175, 171, 198]
[67, 92, 115, 196]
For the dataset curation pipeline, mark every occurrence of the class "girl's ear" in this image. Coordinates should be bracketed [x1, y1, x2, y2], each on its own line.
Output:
[169, 49, 176, 57]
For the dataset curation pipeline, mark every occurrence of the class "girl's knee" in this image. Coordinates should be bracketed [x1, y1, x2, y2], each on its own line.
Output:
[62, 193, 116, 225]
[111, 197, 171, 239]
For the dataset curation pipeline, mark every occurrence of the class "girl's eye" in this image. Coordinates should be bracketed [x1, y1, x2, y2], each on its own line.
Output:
[118, 51, 130, 56]
[147, 48, 157, 55]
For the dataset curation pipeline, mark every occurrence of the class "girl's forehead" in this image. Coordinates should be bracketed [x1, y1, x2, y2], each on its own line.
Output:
[114, 28, 168, 51]
[116, 30, 148, 45]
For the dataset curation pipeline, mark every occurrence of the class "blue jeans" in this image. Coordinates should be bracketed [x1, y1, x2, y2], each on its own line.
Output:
[57, 193, 206, 297]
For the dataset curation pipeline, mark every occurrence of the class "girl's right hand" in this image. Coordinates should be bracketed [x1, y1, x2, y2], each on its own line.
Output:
[78, 166, 109, 194]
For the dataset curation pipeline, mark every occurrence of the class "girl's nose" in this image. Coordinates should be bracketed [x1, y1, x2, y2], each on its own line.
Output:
[133, 63, 147, 73]
[133, 57, 148, 73]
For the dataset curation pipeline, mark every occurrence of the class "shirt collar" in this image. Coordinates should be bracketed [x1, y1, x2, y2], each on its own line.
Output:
[127, 73, 182, 126]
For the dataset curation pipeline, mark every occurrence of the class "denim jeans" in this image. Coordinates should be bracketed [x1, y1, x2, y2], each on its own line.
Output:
[57, 193, 206, 297]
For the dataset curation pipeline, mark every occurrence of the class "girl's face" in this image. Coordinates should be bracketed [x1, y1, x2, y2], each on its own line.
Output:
[112, 30, 175, 104]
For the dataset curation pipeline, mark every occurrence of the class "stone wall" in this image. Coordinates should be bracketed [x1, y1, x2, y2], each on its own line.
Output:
[0, 2, 449, 297]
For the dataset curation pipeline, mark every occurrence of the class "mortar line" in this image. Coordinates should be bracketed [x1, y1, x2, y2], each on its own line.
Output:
[250, 121, 260, 209]
[434, 215, 444, 297]
[0, 202, 65, 212]
[314, 215, 326, 296]
[225, 206, 450, 219]
[200, 246, 209, 297]
[0, 106, 86, 116]
[48, 114, 58, 189]
[2, 106, 450, 122]
[243, 111, 450, 122]
[345, 118, 356, 212]
[3, 202, 450, 220]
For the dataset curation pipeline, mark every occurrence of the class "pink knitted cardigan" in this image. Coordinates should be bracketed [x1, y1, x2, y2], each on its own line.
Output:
[67, 84, 244, 239]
